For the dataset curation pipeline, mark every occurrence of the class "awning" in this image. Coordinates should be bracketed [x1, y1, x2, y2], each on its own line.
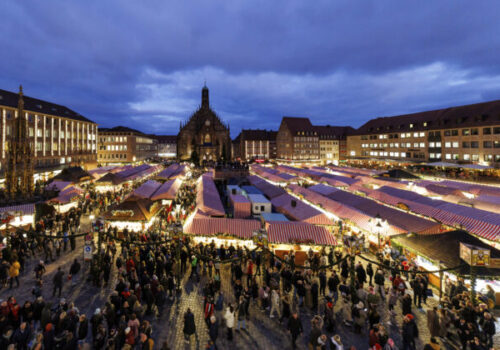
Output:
[196, 174, 225, 217]
[266, 222, 337, 245]
[184, 215, 260, 239]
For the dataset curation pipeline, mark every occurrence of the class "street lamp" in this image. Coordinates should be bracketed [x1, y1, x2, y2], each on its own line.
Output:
[374, 213, 383, 251]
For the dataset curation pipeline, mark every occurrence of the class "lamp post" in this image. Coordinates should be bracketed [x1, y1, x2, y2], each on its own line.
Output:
[374, 213, 383, 252]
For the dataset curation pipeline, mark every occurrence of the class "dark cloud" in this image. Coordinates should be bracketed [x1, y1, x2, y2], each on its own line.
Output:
[1, 1, 499, 137]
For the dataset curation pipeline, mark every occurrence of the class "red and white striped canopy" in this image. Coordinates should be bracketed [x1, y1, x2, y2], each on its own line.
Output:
[184, 216, 260, 239]
[266, 222, 337, 246]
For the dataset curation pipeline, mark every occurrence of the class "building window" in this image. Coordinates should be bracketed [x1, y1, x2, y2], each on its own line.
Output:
[463, 154, 470, 161]
[484, 154, 493, 161]
[471, 128, 478, 135]
[494, 127, 500, 134]
[462, 142, 470, 148]
[445, 142, 451, 148]
[483, 127, 491, 135]
[445, 154, 451, 160]
[462, 129, 470, 136]
[471, 154, 479, 161]
[452, 142, 459, 148]
[494, 141, 500, 148]
[453, 154, 459, 160]
[484, 141, 492, 148]
[452, 130, 458, 136]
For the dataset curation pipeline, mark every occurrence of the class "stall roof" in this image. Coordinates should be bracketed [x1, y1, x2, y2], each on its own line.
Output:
[374, 186, 500, 241]
[391, 231, 500, 277]
[45, 181, 73, 192]
[196, 174, 225, 217]
[132, 180, 162, 199]
[0, 204, 35, 215]
[311, 186, 441, 235]
[103, 199, 161, 221]
[150, 178, 181, 201]
[184, 215, 260, 239]
[247, 194, 270, 204]
[266, 222, 337, 245]
[96, 173, 124, 186]
[241, 185, 262, 195]
[52, 166, 92, 183]
[261, 213, 289, 222]
[230, 194, 250, 203]
[271, 193, 332, 225]
[248, 175, 287, 199]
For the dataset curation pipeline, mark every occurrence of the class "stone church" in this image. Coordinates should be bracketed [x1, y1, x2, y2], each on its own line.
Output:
[177, 85, 231, 163]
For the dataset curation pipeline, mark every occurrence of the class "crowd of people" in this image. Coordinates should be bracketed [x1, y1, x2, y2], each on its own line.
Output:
[0, 169, 496, 350]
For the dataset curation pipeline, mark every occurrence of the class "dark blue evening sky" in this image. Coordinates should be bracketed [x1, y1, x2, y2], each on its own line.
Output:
[1, 1, 500, 137]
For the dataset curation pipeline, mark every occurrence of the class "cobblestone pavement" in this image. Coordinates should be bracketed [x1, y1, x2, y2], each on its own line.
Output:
[1, 221, 498, 350]
[153, 263, 446, 350]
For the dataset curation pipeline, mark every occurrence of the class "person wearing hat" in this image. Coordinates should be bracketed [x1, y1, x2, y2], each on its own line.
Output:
[124, 327, 135, 346]
[402, 314, 419, 350]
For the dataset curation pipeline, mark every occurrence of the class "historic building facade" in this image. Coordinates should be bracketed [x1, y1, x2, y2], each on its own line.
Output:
[232, 129, 277, 161]
[276, 117, 320, 161]
[0, 87, 98, 182]
[276, 117, 352, 163]
[346, 99, 500, 165]
[98, 126, 157, 164]
[152, 135, 177, 159]
[315, 125, 354, 165]
[177, 86, 231, 163]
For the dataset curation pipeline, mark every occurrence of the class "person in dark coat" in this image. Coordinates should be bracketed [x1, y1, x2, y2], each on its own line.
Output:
[52, 267, 65, 297]
[208, 316, 219, 349]
[402, 314, 418, 350]
[77, 314, 88, 340]
[12, 322, 31, 350]
[287, 313, 303, 349]
[401, 293, 412, 316]
[183, 308, 196, 343]
[69, 259, 81, 286]
[319, 270, 327, 296]
[43, 323, 55, 350]
[311, 279, 319, 311]
[355, 263, 366, 286]
[366, 263, 374, 286]
[481, 312, 495, 349]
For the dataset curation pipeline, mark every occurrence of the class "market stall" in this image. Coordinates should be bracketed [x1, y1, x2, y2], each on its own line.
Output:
[0, 204, 35, 229]
[271, 193, 332, 225]
[46, 186, 83, 213]
[196, 174, 225, 217]
[391, 230, 500, 305]
[103, 198, 162, 232]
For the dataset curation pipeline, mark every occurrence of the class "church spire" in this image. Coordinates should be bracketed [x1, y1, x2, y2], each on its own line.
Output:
[18, 85, 24, 112]
[201, 84, 209, 108]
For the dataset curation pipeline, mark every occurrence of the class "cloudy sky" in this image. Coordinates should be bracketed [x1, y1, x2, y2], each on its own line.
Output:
[1, 1, 500, 137]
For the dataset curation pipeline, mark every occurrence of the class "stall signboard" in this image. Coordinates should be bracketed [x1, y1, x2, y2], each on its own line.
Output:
[84, 244, 92, 261]
[459, 242, 490, 266]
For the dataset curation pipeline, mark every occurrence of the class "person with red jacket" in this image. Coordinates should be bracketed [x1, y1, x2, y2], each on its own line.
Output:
[204, 297, 215, 327]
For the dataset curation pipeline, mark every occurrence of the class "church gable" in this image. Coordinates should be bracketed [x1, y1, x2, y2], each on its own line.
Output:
[177, 85, 231, 162]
